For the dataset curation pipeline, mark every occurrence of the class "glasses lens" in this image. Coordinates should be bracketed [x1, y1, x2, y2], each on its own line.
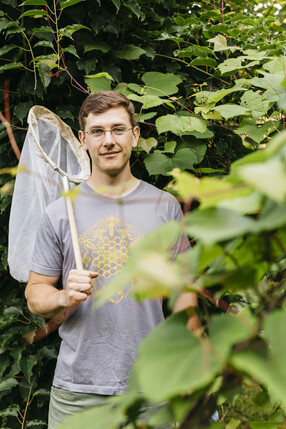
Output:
[112, 127, 127, 136]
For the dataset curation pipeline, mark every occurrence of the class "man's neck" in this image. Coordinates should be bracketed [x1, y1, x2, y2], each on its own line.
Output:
[86, 173, 140, 198]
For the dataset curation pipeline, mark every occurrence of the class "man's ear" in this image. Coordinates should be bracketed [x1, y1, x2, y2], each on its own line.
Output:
[132, 126, 140, 148]
[79, 130, 88, 151]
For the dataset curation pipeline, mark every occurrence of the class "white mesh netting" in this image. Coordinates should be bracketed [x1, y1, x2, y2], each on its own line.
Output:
[8, 105, 91, 282]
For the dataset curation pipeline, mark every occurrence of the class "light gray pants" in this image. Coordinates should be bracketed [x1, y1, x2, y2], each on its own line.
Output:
[48, 386, 173, 429]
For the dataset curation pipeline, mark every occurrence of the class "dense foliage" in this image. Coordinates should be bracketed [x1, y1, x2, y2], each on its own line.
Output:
[1, 0, 286, 427]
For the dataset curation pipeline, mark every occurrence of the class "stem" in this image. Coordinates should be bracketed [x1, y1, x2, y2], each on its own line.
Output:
[21, 381, 34, 429]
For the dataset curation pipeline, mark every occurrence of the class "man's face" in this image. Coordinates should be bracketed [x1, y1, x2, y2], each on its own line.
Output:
[79, 106, 139, 179]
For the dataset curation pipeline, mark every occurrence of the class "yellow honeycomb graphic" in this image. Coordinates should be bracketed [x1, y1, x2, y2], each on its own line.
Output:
[79, 216, 143, 303]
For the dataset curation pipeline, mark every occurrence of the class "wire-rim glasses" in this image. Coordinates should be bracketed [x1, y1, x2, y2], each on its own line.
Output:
[85, 126, 133, 141]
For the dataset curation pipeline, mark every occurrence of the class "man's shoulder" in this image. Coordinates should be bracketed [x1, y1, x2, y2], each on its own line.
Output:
[140, 180, 178, 202]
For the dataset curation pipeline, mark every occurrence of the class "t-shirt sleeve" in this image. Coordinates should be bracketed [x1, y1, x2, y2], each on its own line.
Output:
[30, 211, 63, 277]
[168, 195, 190, 257]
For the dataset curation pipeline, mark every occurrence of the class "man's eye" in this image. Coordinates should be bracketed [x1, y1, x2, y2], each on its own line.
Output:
[112, 127, 125, 135]
[92, 129, 104, 136]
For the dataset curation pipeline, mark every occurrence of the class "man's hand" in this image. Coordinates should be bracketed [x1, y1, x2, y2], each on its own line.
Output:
[62, 269, 98, 308]
[25, 269, 98, 319]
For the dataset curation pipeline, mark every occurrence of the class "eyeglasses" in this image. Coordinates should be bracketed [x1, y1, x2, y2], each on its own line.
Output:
[85, 126, 133, 140]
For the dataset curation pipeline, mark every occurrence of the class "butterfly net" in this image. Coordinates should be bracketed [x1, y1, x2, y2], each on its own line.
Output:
[8, 105, 91, 283]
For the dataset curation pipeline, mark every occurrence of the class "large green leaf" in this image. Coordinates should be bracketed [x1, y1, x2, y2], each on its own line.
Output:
[142, 72, 182, 97]
[144, 142, 206, 175]
[213, 104, 250, 119]
[93, 221, 182, 308]
[156, 115, 207, 135]
[135, 312, 253, 402]
[234, 119, 277, 144]
[236, 159, 286, 203]
[231, 309, 286, 413]
[83, 41, 111, 54]
[240, 90, 273, 119]
[84, 73, 113, 93]
[58, 402, 125, 429]
[128, 94, 168, 109]
[186, 208, 256, 244]
[170, 169, 249, 209]
[114, 44, 145, 60]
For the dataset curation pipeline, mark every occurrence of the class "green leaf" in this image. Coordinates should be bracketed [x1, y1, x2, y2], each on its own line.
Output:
[236, 159, 286, 203]
[138, 137, 157, 153]
[61, 45, 79, 58]
[186, 208, 256, 244]
[231, 309, 286, 413]
[144, 143, 206, 176]
[163, 141, 177, 154]
[129, 94, 168, 109]
[84, 73, 113, 93]
[33, 54, 58, 69]
[57, 402, 124, 429]
[20, 9, 48, 18]
[0, 62, 25, 71]
[156, 115, 207, 135]
[83, 41, 111, 54]
[0, 404, 19, 417]
[174, 45, 216, 58]
[208, 35, 241, 52]
[111, 0, 120, 12]
[93, 221, 182, 307]
[144, 153, 172, 175]
[113, 44, 145, 60]
[135, 111, 157, 122]
[234, 119, 277, 144]
[20, 0, 47, 5]
[60, 0, 86, 9]
[240, 90, 272, 119]
[142, 72, 182, 97]
[59, 24, 90, 38]
[0, 378, 18, 392]
[170, 169, 247, 208]
[213, 104, 250, 119]
[20, 355, 37, 383]
[190, 57, 217, 68]
[124, 0, 143, 20]
[14, 100, 33, 124]
[135, 312, 253, 402]
[0, 44, 17, 56]
[38, 63, 51, 91]
[34, 40, 54, 49]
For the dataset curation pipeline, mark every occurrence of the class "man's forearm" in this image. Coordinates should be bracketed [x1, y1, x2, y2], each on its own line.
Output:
[25, 283, 66, 319]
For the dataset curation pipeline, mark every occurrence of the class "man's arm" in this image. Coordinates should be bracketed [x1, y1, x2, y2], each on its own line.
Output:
[173, 291, 202, 334]
[25, 269, 98, 319]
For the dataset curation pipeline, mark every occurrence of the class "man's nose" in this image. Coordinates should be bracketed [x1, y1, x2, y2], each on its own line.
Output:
[103, 130, 115, 146]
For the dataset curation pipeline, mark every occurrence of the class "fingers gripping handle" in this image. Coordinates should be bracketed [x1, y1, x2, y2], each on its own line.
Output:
[62, 176, 83, 270]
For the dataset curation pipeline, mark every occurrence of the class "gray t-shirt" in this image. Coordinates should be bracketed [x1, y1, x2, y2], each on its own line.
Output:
[31, 180, 188, 395]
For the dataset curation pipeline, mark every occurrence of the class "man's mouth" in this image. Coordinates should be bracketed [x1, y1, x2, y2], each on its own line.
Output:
[100, 151, 120, 157]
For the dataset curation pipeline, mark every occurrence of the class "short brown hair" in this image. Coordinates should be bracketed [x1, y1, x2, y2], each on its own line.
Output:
[79, 91, 136, 130]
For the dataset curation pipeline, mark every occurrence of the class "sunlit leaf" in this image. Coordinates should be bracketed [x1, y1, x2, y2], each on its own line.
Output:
[135, 312, 253, 402]
[237, 159, 286, 203]
[142, 72, 182, 97]
[85, 73, 113, 93]
[138, 137, 157, 153]
[186, 208, 256, 244]
[156, 115, 207, 135]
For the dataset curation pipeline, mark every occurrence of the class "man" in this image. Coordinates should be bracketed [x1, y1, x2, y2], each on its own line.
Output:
[25, 91, 199, 428]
